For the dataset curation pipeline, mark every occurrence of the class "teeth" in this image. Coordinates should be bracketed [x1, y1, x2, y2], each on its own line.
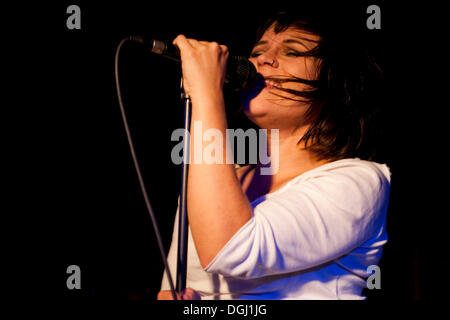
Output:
[265, 80, 280, 88]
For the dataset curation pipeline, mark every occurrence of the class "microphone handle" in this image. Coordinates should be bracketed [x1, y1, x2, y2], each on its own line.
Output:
[129, 36, 257, 90]
[130, 36, 180, 61]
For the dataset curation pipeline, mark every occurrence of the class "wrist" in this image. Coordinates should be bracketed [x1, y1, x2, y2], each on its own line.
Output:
[190, 89, 225, 111]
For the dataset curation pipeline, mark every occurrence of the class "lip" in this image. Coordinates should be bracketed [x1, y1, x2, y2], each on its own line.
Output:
[264, 79, 282, 89]
[250, 74, 282, 90]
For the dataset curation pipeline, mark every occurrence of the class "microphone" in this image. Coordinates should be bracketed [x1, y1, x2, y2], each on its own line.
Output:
[130, 36, 257, 91]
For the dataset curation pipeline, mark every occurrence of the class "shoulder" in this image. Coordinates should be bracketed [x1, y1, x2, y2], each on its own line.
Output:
[285, 158, 391, 214]
[302, 158, 391, 186]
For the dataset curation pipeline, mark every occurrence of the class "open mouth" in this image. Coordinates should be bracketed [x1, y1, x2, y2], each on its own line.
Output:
[242, 74, 319, 101]
[264, 79, 282, 89]
[251, 74, 283, 89]
[244, 74, 287, 92]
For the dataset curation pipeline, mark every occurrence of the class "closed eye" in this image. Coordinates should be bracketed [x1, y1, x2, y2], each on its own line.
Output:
[285, 50, 303, 57]
[251, 50, 305, 58]
[250, 51, 262, 58]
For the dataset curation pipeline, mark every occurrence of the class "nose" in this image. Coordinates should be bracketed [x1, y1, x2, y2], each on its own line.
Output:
[256, 53, 278, 68]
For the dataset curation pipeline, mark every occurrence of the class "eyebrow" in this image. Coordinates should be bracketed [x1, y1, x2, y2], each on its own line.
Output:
[253, 38, 312, 50]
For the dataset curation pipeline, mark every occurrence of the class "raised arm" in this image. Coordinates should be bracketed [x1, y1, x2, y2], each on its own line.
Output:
[173, 35, 252, 268]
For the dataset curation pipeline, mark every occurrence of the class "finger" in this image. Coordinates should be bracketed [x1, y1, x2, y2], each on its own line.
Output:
[201, 41, 221, 51]
[173, 35, 204, 49]
[219, 44, 229, 54]
[172, 34, 195, 56]
[195, 40, 227, 52]
[172, 34, 191, 46]
[195, 42, 229, 59]
[207, 41, 229, 55]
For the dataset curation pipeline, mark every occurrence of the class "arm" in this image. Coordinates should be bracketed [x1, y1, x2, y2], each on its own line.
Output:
[173, 35, 252, 268]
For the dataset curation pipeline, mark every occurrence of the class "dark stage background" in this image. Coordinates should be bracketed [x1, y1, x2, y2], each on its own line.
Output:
[10, 0, 446, 304]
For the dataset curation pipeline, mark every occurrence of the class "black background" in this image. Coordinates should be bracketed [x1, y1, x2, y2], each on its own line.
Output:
[8, 0, 447, 307]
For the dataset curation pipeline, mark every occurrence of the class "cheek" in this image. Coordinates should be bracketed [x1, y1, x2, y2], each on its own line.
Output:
[285, 60, 320, 84]
[302, 58, 322, 80]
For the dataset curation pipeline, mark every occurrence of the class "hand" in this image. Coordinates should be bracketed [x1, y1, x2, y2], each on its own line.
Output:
[172, 34, 229, 102]
[157, 288, 201, 300]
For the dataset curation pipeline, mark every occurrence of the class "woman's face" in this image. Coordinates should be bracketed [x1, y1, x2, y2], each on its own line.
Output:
[240, 25, 322, 131]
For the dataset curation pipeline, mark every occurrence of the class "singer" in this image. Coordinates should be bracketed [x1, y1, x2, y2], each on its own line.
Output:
[159, 6, 390, 300]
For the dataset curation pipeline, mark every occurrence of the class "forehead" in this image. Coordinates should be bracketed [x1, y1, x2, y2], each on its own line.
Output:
[257, 25, 320, 47]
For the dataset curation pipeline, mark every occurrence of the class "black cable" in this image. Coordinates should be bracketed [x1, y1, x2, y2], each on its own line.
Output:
[114, 37, 177, 300]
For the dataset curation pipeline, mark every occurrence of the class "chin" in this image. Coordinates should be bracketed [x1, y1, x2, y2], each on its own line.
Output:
[241, 102, 285, 130]
[239, 85, 310, 130]
[241, 99, 271, 126]
[240, 87, 276, 116]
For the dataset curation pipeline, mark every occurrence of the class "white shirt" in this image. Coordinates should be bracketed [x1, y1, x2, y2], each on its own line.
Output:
[161, 158, 391, 299]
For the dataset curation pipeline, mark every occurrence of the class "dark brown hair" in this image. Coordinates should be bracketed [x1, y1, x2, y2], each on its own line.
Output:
[253, 6, 385, 162]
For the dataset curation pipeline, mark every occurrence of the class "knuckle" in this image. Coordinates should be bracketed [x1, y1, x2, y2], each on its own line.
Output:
[210, 42, 220, 51]
[197, 45, 207, 54]
[220, 45, 229, 56]
[174, 34, 185, 42]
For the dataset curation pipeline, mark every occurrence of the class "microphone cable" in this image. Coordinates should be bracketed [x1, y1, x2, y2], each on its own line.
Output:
[114, 36, 177, 300]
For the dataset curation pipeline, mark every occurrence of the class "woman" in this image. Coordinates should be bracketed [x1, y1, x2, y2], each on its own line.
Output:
[158, 8, 390, 300]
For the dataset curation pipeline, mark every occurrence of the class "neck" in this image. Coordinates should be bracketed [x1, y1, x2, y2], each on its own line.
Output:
[257, 126, 327, 178]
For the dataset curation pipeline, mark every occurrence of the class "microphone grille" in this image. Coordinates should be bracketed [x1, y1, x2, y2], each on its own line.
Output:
[226, 56, 257, 90]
